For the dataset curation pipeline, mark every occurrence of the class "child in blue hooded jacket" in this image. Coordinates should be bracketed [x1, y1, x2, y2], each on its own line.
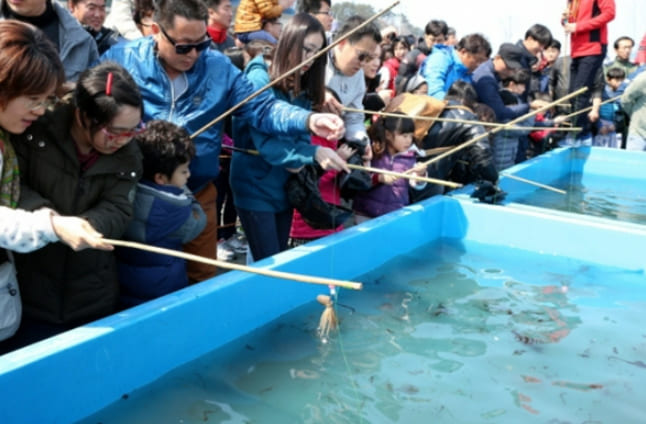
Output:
[116, 121, 206, 306]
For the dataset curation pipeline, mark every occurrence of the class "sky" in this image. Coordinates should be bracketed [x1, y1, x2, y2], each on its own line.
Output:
[365, 0, 644, 60]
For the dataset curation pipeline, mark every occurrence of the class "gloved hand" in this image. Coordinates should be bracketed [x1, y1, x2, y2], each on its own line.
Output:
[470, 180, 507, 204]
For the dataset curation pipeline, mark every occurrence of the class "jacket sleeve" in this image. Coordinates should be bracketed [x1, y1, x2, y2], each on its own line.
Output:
[83, 172, 140, 238]
[421, 51, 450, 99]
[574, 0, 616, 32]
[232, 69, 310, 137]
[251, 127, 318, 168]
[175, 192, 207, 244]
[474, 74, 530, 122]
[0, 206, 58, 252]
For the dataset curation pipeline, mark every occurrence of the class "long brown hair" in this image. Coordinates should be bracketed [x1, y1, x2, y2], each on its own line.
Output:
[269, 13, 327, 109]
[0, 20, 64, 108]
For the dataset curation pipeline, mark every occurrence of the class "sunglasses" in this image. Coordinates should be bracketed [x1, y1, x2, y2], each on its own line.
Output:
[354, 48, 374, 63]
[158, 24, 210, 55]
[101, 121, 146, 140]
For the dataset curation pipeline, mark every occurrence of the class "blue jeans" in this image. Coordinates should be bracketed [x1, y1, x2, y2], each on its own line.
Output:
[237, 208, 292, 262]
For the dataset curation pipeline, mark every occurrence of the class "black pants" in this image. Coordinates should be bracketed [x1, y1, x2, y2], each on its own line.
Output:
[569, 48, 606, 136]
[237, 208, 292, 262]
[215, 157, 237, 240]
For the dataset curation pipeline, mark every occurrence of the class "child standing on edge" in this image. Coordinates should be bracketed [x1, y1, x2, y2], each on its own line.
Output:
[116, 121, 206, 306]
[353, 115, 427, 223]
[593, 67, 626, 148]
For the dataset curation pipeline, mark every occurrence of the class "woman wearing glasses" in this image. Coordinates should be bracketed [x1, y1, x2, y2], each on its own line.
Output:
[231, 13, 349, 262]
[0, 22, 117, 344]
[10, 61, 144, 334]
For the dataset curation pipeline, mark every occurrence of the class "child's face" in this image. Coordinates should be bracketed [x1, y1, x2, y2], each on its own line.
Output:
[387, 131, 414, 154]
[607, 77, 624, 91]
[169, 161, 191, 188]
[508, 82, 526, 95]
[543, 47, 560, 64]
[394, 41, 408, 60]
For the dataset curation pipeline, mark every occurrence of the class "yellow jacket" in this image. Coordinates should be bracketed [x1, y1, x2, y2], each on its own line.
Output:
[233, 0, 282, 33]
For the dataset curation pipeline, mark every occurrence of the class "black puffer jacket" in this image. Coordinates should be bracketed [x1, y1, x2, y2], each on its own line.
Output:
[411, 102, 498, 202]
[12, 104, 142, 325]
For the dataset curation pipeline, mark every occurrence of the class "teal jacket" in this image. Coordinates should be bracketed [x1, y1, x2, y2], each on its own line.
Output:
[102, 37, 311, 192]
[420, 44, 472, 100]
[230, 56, 318, 212]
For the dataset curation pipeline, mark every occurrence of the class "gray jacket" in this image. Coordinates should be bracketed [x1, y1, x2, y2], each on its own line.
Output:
[0, 0, 99, 81]
[325, 53, 368, 141]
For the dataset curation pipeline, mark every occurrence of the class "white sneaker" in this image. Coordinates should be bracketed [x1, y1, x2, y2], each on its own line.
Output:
[217, 239, 235, 261]
[226, 235, 248, 254]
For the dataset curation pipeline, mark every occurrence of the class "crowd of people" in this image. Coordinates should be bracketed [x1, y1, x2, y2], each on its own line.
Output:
[0, 0, 644, 350]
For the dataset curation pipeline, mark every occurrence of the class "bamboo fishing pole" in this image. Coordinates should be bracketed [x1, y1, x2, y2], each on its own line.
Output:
[455, 159, 566, 194]
[104, 239, 363, 290]
[190, 0, 401, 140]
[414, 87, 588, 170]
[224, 145, 462, 188]
[346, 163, 463, 188]
[501, 173, 567, 195]
[559, 95, 622, 121]
[346, 107, 582, 131]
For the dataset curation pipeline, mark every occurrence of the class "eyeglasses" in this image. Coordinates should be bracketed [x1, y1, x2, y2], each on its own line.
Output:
[25, 96, 59, 111]
[101, 121, 146, 140]
[354, 48, 374, 63]
[158, 24, 211, 55]
[313, 10, 333, 17]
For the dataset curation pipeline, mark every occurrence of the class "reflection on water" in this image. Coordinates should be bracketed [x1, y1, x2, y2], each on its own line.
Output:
[80, 240, 646, 424]
[514, 173, 646, 224]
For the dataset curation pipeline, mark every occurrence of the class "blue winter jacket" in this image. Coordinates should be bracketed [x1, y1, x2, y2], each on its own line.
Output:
[116, 181, 206, 306]
[101, 37, 311, 192]
[230, 56, 319, 212]
[420, 44, 472, 100]
[472, 59, 529, 122]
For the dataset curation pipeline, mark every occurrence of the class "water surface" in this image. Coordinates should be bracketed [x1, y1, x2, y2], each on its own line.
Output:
[80, 239, 646, 423]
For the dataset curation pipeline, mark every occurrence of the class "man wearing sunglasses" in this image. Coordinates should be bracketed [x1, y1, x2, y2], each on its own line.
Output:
[324, 15, 381, 141]
[102, 0, 347, 282]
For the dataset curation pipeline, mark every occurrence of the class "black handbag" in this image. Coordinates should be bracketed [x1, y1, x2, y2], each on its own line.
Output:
[285, 164, 352, 230]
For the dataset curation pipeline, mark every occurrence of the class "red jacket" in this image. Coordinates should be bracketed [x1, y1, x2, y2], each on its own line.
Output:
[289, 136, 344, 240]
[637, 32, 646, 65]
[567, 0, 615, 58]
[382, 57, 401, 92]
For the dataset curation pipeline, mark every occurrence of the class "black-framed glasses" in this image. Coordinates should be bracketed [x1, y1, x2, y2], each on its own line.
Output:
[158, 24, 210, 55]
[313, 10, 333, 17]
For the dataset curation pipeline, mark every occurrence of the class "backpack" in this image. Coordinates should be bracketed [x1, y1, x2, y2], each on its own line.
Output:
[0, 252, 21, 341]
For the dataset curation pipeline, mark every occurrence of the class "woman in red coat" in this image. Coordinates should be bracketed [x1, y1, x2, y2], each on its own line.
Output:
[562, 0, 615, 141]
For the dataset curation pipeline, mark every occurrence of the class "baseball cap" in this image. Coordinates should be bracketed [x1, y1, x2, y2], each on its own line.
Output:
[498, 43, 525, 69]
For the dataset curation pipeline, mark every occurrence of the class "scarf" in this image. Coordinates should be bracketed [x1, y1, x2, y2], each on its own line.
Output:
[0, 130, 20, 208]
[207, 25, 227, 44]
